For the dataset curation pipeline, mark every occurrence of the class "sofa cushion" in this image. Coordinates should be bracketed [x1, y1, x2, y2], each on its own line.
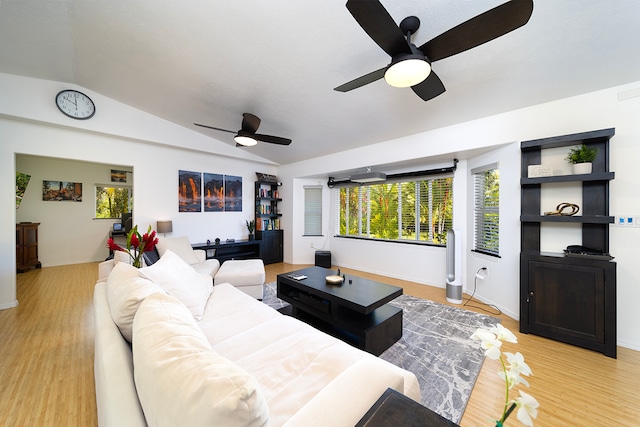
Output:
[105, 262, 164, 342]
[133, 292, 269, 427]
[155, 236, 199, 265]
[139, 250, 213, 320]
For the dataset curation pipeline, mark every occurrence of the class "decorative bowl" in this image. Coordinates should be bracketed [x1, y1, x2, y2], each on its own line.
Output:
[325, 275, 343, 285]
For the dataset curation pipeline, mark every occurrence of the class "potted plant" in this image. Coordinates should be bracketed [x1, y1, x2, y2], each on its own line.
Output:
[565, 144, 598, 174]
[246, 219, 255, 240]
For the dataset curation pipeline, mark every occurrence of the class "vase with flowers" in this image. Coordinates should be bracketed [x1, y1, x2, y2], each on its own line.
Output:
[107, 224, 159, 268]
[471, 324, 539, 427]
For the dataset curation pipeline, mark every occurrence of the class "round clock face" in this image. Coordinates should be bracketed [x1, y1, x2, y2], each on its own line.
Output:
[55, 90, 95, 120]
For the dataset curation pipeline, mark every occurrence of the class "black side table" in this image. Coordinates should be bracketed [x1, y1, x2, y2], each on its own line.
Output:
[356, 388, 460, 427]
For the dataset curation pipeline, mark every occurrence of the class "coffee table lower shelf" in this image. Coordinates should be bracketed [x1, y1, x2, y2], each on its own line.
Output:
[282, 301, 402, 356]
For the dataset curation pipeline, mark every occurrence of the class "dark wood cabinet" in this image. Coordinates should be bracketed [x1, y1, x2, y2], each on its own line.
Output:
[16, 222, 41, 272]
[520, 128, 617, 358]
[255, 180, 283, 264]
[260, 230, 283, 264]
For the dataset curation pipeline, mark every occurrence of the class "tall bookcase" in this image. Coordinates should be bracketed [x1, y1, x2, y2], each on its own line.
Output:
[520, 128, 617, 358]
[255, 180, 283, 264]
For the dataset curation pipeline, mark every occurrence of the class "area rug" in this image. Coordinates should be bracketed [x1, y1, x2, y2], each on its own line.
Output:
[262, 282, 499, 423]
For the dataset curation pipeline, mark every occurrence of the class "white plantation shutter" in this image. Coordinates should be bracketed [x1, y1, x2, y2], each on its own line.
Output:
[473, 166, 500, 256]
[304, 186, 323, 236]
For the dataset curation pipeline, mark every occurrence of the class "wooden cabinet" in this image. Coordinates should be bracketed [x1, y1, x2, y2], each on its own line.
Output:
[16, 222, 41, 272]
[520, 128, 617, 357]
[255, 180, 283, 264]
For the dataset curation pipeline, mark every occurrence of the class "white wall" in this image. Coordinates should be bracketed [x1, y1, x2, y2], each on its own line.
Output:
[280, 81, 640, 351]
[0, 73, 276, 309]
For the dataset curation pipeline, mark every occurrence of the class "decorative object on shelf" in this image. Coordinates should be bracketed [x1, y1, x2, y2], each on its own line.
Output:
[566, 144, 598, 174]
[246, 219, 255, 240]
[255, 172, 279, 183]
[55, 89, 95, 120]
[526, 165, 552, 178]
[107, 224, 159, 268]
[543, 202, 579, 216]
[471, 324, 539, 427]
[156, 220, 173, 237]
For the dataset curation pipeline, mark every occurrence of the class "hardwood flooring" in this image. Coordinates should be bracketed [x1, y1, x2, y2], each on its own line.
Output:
[1, 262, 638, 426]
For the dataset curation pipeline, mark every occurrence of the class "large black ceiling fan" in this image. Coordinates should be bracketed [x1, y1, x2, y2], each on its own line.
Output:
[334, 0, 534, 101]
[194, 113, 292, 146]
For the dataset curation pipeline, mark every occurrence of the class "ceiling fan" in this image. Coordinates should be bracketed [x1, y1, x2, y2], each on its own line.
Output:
[194, 113, 292, 147]
[334, 0, 534, 101]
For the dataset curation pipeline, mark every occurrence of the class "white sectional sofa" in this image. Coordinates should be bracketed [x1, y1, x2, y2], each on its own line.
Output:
[94, 251, 421, 426]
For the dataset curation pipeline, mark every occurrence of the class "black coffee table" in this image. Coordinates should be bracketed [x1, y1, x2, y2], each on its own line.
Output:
[277, 266, 403, 356]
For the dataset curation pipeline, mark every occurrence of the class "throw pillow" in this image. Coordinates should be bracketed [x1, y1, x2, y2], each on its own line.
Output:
[133, 292, 269, 427]
[155, 236, 199, 265]
[105, 262, 164, 342]
[139, 250, 213, 320]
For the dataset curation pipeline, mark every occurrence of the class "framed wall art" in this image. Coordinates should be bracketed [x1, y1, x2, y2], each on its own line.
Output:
[42, 180, 82, 202]
[203, 173, 224, 212]
[224, 175, 242, 212]
[178, 170, 202, 212]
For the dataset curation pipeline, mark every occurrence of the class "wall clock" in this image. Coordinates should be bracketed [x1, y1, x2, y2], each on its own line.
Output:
[55, 90, 95, 120]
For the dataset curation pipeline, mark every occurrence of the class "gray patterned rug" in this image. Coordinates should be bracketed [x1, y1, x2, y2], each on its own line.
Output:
[262, 282, 499, 423]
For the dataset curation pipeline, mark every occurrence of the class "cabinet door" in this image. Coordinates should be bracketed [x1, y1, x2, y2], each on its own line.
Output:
[24, 225, 39, 265]
[527, 260, 605, 344]
[261, 231, 283, 264]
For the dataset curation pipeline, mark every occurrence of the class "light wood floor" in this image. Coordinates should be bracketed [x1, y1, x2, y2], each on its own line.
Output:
[1, 262, 639, 426]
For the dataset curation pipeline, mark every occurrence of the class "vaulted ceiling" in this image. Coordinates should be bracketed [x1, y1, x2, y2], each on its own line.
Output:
[1, 1, 639, 165]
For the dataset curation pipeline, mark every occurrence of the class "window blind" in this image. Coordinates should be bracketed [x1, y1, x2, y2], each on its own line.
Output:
[303, 186, 323, 236]
[473, 168, 500, 255]
[335, 176, 453, 245]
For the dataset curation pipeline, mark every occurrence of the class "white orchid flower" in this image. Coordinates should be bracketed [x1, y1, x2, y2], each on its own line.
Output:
[471, 328, 503, 359]
[515, 391, 539, 427]
[505, 352, 532, 377]
[490, 323, 518, 343]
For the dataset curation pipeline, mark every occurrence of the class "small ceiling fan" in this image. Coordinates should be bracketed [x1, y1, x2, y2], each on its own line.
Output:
[334, 0, 534, 101]
[194, 113, 292, 146]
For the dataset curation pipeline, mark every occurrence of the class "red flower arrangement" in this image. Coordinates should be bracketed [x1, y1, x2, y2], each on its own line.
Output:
[107, 224, 159, 268]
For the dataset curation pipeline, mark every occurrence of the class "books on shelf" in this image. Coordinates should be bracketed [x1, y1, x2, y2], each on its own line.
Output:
[256, 218, 280, 231]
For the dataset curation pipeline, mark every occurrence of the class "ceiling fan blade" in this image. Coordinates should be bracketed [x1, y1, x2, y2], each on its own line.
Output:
[346, 0, 412, 57]
[334, 67, 386, 92]
[254, 134, 292, 146]
[411, 70, 446, 101]
[419, 0, 533, 62]
[241, 113, 261, 134]
[193, 123, 235, 134]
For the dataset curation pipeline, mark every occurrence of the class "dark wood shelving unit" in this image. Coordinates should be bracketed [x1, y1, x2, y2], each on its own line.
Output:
[520, 128, 617, 358]
[255, 180, 283, 264]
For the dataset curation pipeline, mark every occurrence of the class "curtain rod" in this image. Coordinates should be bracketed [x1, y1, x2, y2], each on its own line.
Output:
[327, 159, 458, 188]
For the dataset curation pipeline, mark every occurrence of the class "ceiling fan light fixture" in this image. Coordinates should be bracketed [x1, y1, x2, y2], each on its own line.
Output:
[234, 134, 258, 146]
[384, 54, 431, 88]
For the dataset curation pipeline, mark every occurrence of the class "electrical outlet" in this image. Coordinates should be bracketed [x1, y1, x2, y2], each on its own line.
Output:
[310, 243, 314, 248]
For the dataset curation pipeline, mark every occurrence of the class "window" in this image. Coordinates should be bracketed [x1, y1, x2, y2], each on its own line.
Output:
[473, 166, 499, 256]
[336, 177, 453, 245]
[303, 186, 323, 236]
[95, 186, 132, 219]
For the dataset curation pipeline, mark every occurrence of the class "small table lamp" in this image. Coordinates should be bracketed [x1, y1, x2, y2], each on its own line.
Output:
[157, 220, 173, 237]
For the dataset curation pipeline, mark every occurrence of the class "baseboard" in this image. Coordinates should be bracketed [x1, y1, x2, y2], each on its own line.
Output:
[0, 300, 19, 310]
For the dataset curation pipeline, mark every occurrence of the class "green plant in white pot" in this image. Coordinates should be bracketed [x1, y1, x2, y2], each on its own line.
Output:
[566, 144, 598, 174]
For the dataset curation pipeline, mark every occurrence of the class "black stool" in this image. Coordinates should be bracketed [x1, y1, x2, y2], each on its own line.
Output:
[315, 251, 331, 268]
